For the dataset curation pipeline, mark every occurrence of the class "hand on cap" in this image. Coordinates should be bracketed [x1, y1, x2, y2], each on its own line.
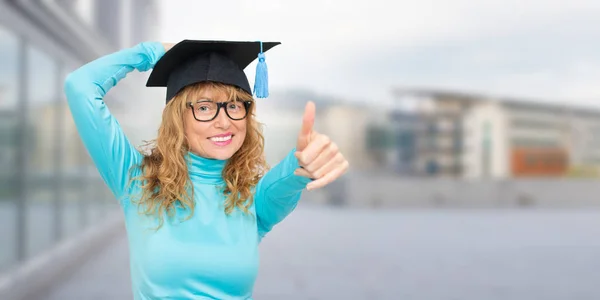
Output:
[161, 42, 176, 52]
[294, 101, 349, 190]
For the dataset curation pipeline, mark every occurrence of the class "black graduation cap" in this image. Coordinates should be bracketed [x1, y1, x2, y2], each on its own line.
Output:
[146, 40, 280, 103]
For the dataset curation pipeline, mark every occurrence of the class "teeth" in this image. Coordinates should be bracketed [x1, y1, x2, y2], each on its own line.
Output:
[210, 135, 232, 142]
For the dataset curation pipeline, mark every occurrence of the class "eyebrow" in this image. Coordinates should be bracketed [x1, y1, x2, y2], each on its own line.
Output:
[194, 98, 242, 103]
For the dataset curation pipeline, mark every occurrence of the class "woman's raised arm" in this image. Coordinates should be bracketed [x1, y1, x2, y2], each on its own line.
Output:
[64, 42, 167, 205]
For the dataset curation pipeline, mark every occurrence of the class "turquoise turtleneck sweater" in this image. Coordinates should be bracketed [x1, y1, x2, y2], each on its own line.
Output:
[64, 42, 312, 299]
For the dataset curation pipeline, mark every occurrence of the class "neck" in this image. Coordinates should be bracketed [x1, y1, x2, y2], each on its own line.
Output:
[186, 151, 227, 184]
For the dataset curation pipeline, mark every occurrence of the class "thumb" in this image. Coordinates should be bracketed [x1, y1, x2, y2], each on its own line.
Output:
[296, 101, 316, 151]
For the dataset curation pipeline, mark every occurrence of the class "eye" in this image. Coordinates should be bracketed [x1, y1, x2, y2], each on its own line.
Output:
[228, 102, 241, 110]
[193, 101, 216, 113]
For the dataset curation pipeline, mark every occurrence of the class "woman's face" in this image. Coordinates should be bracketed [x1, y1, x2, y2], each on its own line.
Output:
[183, 86, 248, 160]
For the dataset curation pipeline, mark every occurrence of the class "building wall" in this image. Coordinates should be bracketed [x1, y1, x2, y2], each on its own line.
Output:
[567, 116, 600, 174]
[506, 106, 569, 147]
[504, 105, 569, 177]
[510, 148, 568, 177]
[462, 101, 510, 179]
[320, 105, 376, 170]
[388, 112, 419, 175]
[0, 0, 159, 275]
[501, 103, 600, 177]
[411, 95, 478, 177]
[393, 89, 600, 179]
[414, 117, 463, 177]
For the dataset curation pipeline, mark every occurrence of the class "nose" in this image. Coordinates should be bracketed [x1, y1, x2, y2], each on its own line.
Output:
[213, 107, 231, 129]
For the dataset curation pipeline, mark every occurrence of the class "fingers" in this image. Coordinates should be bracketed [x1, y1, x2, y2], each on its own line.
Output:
[295, 133, 330, 166]
[296, 101, 316, 151]
[311, 152, 345, 179]
[293, 155, 348, 187]
[301, 142, 339, 174]
[306, 160, 349, 190]
[162, 42, 176, 52]
[294, 129, 349, 191]
[300, 101, 315, 137]
[293, 167, 312, 178]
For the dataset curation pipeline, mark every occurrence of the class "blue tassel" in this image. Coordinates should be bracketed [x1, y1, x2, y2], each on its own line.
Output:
[253, 41, 269, 98]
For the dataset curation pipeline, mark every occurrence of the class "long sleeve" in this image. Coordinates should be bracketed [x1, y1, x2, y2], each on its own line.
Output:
[63, 42, 166, 205]
[255, 148, 313, 240]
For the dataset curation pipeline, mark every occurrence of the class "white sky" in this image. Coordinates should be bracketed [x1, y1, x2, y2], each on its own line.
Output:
[159, 0, 600, 107]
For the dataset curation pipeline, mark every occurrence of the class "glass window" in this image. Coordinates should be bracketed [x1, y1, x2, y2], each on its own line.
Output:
[24, 45, 58, 259]
[60, 64, 85, 238]
[0, 25, 20, 272]
[88, 178, 111, 223]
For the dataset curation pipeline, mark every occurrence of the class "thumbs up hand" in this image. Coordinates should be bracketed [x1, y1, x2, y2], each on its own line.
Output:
[294, 101, 349, 190]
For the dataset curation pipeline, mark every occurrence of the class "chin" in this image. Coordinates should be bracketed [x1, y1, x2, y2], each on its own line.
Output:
[193, 135, 244, 160]
[208, 150, 236, 160]
[201, 143, 242, 160]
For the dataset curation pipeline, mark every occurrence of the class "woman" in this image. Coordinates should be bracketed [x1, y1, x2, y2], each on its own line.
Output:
[64, 40, 349, 299]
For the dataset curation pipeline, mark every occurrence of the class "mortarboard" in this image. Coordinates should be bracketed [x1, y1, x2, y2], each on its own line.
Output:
[146, 40, 280, 103]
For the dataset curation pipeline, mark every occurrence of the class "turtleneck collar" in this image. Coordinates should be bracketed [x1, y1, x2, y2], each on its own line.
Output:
[186, 151, 226, 185]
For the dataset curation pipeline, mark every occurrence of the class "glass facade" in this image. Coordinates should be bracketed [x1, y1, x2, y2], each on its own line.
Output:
[25, 44, 59, 258]
[61, 64, 86, 238]
[0, 25, 20, 272]
[0, 23, 117, 273]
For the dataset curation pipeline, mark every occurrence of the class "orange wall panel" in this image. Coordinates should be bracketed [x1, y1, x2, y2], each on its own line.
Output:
[511, 148, 568, 177]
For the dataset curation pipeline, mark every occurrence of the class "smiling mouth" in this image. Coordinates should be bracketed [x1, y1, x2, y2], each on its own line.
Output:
[209, 134, 233, 142]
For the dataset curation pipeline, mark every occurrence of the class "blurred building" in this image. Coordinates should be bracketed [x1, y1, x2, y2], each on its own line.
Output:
[371, 90, 477, 177]
[464, 98, 600, 179]
[391, 88, 600, 179]
[387, 111, 419, 175]
[320, 104, 377, 170]
[0, 0, 161, 295]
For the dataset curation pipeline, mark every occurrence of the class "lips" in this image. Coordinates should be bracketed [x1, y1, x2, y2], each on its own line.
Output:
[208, 132, 234, 146]
[209, 134, 232, 142]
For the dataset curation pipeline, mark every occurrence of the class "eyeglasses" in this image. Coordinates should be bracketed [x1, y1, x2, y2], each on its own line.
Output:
[186, 99, 253, 122]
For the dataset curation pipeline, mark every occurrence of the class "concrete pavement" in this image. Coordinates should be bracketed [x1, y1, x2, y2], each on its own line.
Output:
[36, 206, 600, 300]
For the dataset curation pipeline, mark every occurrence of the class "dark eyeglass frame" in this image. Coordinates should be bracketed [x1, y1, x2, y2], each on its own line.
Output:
[186, 100, 253, 122]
